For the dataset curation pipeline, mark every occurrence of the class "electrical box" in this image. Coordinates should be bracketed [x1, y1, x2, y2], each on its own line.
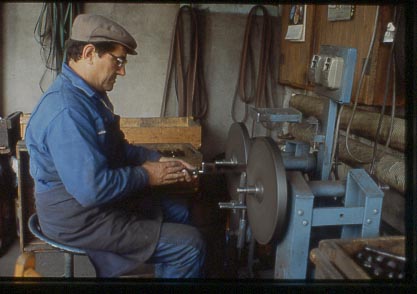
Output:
[308, 54, 326, 84]
[311, 45, 357, 104]
[320, 56, 344, 89]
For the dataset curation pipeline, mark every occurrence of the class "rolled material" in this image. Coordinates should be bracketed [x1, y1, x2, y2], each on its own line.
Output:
[289, 94, 405, 152]
[287, 123, 405, 194]
[336, 136, 405, 194]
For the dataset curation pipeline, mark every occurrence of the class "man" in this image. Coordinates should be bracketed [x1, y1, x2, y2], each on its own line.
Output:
[25, 14, 205, 278]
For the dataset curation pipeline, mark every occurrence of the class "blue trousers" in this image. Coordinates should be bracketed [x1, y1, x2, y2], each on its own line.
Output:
[145, 197, 206, 278]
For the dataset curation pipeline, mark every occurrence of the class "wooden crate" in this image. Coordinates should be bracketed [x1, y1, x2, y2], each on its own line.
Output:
[21, 115, 202, 150]
[120, 116, 201, 149]
[310, 236, 405, 280]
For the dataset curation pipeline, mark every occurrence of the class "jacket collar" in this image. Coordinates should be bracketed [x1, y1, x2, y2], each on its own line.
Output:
[61, 62, 106, 100]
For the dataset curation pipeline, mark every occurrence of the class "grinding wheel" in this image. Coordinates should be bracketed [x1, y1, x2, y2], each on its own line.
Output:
[225, 122, 251, 200]
[245, 137, 288, 245]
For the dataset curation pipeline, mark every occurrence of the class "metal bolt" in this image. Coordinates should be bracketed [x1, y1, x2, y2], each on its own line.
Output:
[366, 219, 372, 224]
[373, 209, 379, 214]
[302, 220, 309, 226]
[297, 210, 304, 216]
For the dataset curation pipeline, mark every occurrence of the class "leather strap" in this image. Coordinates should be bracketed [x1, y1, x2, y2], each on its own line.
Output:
[232, 5, 275, 123]
[160, 6, 207, 120]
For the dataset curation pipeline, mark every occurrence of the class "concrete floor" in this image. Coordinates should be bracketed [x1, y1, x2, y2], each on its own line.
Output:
[0, 238, 96, 277]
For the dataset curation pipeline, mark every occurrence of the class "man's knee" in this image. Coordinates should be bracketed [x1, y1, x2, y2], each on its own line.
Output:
[160, 223, 206, 254]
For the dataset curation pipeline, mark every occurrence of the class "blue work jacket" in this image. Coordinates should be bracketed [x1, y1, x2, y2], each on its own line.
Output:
[25, 63, 161, 208]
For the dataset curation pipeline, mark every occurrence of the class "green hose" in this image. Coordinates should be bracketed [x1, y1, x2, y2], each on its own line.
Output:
[34, 3, 80, 92]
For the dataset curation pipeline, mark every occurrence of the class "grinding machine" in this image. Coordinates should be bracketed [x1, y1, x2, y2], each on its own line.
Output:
[193, 45, 384, 279]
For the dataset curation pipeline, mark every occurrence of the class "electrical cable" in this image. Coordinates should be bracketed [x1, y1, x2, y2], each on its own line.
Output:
[344, 6, 380, 164]
[34, 3, 79, 92]
[330, 104, 344, 180]
[369, 6, 399, 174]
[385, 57, 396, 150]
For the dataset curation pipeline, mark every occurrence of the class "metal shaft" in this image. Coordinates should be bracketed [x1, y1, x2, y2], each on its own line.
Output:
[218, 202, 247, 210]
[307, 180, 346, 197]
[281, 153, 316, 172]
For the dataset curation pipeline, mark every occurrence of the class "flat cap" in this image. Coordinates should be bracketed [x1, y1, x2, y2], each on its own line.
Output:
[70, 14, 137, 55]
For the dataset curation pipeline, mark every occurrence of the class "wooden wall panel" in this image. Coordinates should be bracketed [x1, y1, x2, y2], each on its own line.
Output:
[313, 5, 399, 106]
[278, 5, 315, 89]
[279, 4, 403, 106]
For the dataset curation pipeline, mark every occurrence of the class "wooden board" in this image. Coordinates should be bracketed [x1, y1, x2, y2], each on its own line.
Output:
[120, 117, 201, 149]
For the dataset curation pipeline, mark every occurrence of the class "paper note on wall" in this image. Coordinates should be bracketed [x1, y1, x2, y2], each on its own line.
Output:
[285, 5, 306, 42]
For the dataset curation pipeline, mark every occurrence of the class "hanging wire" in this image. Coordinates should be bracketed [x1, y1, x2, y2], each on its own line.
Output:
[34, 3, 79, 92]
[344, 6, 380, 164]
[369, 6, 399, 174]
[330, 104, 344, 179]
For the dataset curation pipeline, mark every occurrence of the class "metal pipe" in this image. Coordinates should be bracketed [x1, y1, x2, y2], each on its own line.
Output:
[64, 252, 74, 278]
[281, 153, 316, 172]
[218, 202, 247, 210]
[308, 180, 346, 197]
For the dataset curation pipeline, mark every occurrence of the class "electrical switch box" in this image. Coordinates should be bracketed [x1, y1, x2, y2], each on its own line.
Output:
[308, 55, 326, 85]
[312, 45, 357, 104]
[320, 56, 344, 89]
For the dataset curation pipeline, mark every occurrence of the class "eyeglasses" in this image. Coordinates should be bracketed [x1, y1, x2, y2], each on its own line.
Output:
[107, 52, 128, 68]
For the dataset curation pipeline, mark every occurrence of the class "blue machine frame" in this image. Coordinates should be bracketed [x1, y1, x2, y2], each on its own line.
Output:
[274, 169, 383, 279]
[219, 45, 384, 280]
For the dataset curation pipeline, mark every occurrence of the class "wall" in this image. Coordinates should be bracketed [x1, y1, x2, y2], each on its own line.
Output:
[0, 3, 281, 161]
[1, 3, 46, 116]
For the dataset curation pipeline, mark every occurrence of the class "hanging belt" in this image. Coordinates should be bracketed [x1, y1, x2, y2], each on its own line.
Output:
[232, 5, 275, 123]
[160, 5, 208, 120]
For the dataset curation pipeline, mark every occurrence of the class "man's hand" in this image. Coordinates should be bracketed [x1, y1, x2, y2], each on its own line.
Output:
[142, 158, 196, 186]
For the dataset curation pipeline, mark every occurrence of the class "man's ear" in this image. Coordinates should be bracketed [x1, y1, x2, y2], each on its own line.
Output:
[82, 44, 96, 64]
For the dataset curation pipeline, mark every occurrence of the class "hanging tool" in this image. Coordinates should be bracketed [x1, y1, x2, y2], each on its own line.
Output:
[160, 5, 208, 120]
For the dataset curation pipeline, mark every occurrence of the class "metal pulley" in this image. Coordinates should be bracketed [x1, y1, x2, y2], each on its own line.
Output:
[224, 122, 251, 200]
[240, 137, 288, 245]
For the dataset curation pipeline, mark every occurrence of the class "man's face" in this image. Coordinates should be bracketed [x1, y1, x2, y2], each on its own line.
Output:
[92, 44, 128, 92]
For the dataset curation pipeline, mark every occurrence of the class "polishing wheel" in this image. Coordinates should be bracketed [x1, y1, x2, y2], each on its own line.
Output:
[244, 137, 288, 245]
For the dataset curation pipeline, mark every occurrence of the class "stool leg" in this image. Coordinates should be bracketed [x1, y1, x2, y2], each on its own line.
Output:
[64, 253, 74, 278]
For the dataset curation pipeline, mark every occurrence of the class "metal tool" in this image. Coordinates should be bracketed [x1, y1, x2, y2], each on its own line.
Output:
[187, 162, 247, 176]
[355, 245, 405, 279]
